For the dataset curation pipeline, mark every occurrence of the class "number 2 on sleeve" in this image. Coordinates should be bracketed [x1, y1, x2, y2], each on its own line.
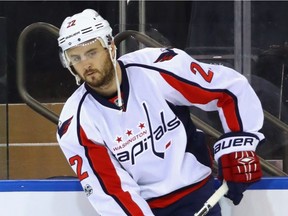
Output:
[190, 62, 214, 83]
[69, 155, 89, 181]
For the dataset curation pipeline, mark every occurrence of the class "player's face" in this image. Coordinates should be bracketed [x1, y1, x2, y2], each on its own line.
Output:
[66, 39, 114, 88]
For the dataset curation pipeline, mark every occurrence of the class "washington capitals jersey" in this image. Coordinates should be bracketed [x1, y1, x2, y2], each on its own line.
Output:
[57, 47, 264, 215]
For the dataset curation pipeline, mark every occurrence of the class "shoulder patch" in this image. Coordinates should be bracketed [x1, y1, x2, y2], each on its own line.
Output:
[58, 116, 73, 138]
[154, 49, 178, 63]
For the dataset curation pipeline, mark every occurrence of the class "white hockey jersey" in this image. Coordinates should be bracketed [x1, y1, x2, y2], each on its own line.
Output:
[57, 47, 264, 215]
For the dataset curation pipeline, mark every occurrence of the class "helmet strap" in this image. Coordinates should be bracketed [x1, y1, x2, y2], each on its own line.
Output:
[108, 44, 123, 110]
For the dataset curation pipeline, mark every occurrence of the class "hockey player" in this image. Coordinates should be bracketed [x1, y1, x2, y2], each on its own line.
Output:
[56, 9, 265, 216]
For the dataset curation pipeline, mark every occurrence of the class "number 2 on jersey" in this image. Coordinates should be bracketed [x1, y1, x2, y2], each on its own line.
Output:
[190, 62, 214, 83]
[69, 155, 89, 181]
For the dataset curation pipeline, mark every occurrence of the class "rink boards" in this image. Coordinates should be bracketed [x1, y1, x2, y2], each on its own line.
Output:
[0, 177, 287, 216]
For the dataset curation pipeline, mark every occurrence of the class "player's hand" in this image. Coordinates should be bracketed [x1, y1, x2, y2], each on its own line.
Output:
[218, 151, 262, 205]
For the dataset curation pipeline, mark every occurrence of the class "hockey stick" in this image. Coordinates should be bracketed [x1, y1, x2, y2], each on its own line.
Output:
[194, 181, 228, 216]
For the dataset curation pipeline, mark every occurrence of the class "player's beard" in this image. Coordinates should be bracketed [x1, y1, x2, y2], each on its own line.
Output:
[83, 55, 114, 89]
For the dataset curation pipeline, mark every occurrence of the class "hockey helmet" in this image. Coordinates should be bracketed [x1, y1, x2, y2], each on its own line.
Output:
[58, 9, 113, 84]
[58, 9, 113, 53]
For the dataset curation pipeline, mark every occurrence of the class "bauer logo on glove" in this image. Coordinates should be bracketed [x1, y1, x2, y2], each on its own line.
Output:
[213, 132, 264, 205]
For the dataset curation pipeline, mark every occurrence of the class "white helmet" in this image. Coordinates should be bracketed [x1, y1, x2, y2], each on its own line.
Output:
[58, 9, 113, 84]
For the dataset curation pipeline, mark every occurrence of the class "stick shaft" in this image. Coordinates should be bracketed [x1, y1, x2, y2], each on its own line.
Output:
[194, 181, 228, 216]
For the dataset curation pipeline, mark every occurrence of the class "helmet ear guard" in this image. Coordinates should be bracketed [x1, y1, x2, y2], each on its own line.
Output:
[59, 48, 68, 68]
[59, 48, 82, 85]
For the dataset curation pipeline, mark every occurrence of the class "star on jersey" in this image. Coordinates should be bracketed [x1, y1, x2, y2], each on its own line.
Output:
[116, 136, 122, 143]
[138, 122, 145, 129]
[126, 130, 133, 136]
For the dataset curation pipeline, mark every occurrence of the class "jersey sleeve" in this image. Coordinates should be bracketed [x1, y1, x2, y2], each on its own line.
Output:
[56, 101, 154, 216]
[155, 48, 264, 138]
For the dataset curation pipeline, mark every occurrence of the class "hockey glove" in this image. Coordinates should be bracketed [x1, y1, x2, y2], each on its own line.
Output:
[213, 132, 263, 205]
[218, 151, 262, 205]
